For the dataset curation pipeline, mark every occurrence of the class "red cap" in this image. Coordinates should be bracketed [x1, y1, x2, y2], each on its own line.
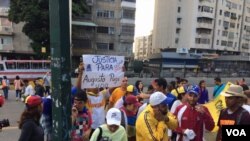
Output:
[125, 95, 141, 107]
[25, 95, 42, 107]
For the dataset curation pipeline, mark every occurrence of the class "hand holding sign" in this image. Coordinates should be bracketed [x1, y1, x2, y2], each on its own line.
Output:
[81, 55, 125, 88]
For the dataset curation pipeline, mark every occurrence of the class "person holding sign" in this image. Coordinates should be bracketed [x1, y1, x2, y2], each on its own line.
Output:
[76, 62, 114, 139]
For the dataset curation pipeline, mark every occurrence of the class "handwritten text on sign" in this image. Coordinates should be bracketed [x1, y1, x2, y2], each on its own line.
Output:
[82, 72, 124, 88]
[81, 55, 125, 88]
[82, 55, 124, 72]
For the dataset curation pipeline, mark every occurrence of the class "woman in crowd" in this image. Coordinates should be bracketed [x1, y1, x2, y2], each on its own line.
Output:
[18, 95, 44, 141]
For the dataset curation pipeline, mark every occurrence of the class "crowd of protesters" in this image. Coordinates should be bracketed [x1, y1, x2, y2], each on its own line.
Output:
[1, 62, 250, 141]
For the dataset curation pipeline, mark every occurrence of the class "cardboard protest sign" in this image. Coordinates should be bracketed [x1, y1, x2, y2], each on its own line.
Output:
[81, 55, 125, 88]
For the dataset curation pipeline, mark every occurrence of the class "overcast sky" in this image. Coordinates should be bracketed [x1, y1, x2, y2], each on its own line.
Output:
[134, 0, 155, 37]
[0, 0, 10, 7]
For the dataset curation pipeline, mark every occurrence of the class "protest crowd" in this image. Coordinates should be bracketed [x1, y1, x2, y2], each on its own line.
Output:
[1, 55, 250, 141]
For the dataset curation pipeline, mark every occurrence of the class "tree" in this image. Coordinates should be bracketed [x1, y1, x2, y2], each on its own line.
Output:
[8, 0, 89, 58]
[133, 60, 143, 73]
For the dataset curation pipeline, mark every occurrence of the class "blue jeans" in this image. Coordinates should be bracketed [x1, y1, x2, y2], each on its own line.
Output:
[3, 87, 8, 100]
[16, 90, 21, 98]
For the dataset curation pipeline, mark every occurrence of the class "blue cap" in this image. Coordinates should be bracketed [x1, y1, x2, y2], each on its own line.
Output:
[187, 85, 200, 96]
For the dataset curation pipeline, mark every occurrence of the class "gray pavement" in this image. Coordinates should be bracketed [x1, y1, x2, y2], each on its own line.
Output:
[0, 90, 23, 141]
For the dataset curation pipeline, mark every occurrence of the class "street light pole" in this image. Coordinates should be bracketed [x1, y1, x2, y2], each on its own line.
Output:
[49, 0, 72, 140]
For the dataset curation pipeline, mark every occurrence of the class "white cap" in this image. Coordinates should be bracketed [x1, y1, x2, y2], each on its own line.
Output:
[106, 108, 121, 126]
[149, 91, 168, 106]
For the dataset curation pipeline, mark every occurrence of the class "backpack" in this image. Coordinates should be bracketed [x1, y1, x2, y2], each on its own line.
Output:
[97, 127, 102, 141]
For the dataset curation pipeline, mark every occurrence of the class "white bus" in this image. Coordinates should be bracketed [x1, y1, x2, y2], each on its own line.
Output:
[0, 60, 50, 80]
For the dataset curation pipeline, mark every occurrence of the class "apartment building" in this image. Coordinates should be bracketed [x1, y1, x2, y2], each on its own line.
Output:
[0, 0, 34, 60]
[72, 0, 136, 66]
[134, 33, 153, 60]
[148, 0, 250, 77]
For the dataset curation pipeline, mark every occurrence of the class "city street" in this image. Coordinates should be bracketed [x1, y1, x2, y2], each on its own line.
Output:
[0, 90, 22, 140]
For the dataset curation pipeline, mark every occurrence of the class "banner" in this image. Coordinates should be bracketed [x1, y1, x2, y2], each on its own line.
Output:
[203, 82, 232, 132]
[81, 55, 125, 88]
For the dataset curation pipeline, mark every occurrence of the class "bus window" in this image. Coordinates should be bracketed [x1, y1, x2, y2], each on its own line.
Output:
[0, 64, 4, 70]
[5, 62, 16, 69]
[44, 62, 50, 69]
[31, 62, 43, 69]
[17, 62, 30, 69]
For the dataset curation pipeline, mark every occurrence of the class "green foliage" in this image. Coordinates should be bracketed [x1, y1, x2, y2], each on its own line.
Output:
[8, 0, 89, 58]
[133, 60, 143, 73]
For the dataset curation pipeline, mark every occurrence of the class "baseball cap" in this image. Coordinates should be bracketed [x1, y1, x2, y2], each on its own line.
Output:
[127, 85, 134, 92]
[25, 95, 42, 108]
[106, 108, 122, 126]
[222, 84, 247, 98]
[149, 91, 168, 106]
[125, 95, 141, 107]
[126, 85, 138, 95]
[187, 85, 200, 96]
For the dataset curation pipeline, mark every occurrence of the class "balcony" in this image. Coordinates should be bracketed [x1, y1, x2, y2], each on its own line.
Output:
[196, 22, 213, 29]
[0, 8, 9, 17]
[0, 44, 14, 51]
[120, 18, 135, 24]
[119, 34, 134, 42]
[0, 26, 14, 36]
[121, 0, 136, 8]
[86, 0, 93, 6]
[196, 33, 212, 38]
[197, 12, 214, 19]
[199, 0, 215, 7]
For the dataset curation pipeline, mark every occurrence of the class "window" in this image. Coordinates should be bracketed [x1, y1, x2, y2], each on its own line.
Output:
[220, 10, 222, 15]
[247, 7, 250, 13]
[198, 6, 213, 13]
[224, 11, 230, 17]
[235, 42, 237, 47]
[177, 18, 182, 24]
[97, 43, 108, 50]
[230, 22, 235, 28]
[217, 40, 219, 45]
[175, 38, 179, 44]
[221, 40, 227, 46]
[231, 13, 237, 20]
[227, 41, 233, 47]
[109, 43, 114, 50]
[97, 26, 109, 33]
[178, 7, 181, 13]
[219, 20, 221, 25]
[223, 21, 229, 29]
[222, 30, 228, 37]
[121, 25, 135, 35]
[195, 38, 210, 44]
[96, 10, 115, 18]
[218, 30, 220, 35]
[228, 32, 234, 39]
[176, 28, 180, 34]
[73, 39, 91, 49]
[122, 9, 135, 19]
[97, 26, 115, 34]
[245, 16, 250, 23]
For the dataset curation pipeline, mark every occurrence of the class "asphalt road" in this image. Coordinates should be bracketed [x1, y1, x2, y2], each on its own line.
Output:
[0, 90, 22, 141]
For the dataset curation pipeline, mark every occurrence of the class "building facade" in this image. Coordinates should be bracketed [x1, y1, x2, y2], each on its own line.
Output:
[0, 0, 34, 60]
[134, 33, 152, 60]
[72, 0, 136, 67]
[149, 0, 250, 77]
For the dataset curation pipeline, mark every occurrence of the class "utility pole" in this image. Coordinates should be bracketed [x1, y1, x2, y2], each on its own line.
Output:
[49, 0, 72, 140]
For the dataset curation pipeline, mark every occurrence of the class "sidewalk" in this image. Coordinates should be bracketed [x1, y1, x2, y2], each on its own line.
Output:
[0, 90, 23, 140]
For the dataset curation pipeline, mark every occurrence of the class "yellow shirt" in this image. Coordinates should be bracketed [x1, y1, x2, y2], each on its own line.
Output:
[136, 105, 178, 141]
[109, 87, 126, 106]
